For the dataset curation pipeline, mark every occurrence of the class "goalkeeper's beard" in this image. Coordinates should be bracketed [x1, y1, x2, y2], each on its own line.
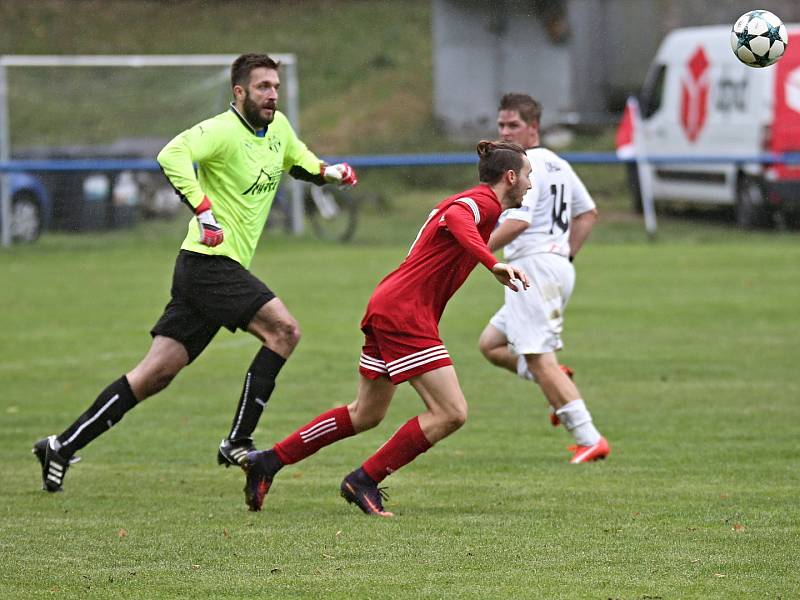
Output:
[243, 92, 275, 129]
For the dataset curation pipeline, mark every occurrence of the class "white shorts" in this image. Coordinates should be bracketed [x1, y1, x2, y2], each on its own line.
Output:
[489, 252, 575, 355]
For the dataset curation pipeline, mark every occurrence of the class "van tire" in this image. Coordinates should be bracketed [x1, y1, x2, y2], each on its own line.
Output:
[735, 175, 769, 230]
[626, 163, 643, 213]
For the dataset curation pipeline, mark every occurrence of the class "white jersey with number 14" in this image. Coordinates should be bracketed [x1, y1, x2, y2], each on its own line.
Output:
[500, 147, 595, 261]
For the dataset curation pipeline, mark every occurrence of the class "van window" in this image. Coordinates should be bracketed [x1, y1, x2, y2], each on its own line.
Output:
[640, 64, 666, 118]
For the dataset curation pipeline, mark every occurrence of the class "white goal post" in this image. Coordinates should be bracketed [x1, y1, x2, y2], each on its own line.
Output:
[0, 53, 303, 247]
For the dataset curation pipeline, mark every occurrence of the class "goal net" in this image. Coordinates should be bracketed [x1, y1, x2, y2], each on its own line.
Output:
[0, 54, 300, 245]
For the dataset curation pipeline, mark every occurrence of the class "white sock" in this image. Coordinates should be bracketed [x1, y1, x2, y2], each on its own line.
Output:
[555, 399, 601, 446]
[516, 354, 536, 381]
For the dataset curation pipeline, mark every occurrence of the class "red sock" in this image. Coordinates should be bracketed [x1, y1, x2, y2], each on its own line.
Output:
[362, 416, 432, 483]
[274, 406, 355, 465]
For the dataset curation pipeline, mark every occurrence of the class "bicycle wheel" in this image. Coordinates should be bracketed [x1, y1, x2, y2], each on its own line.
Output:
[306, 184, 358, 242]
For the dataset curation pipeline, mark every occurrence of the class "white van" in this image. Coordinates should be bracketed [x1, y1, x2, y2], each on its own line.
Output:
[617, 24, 800, 228]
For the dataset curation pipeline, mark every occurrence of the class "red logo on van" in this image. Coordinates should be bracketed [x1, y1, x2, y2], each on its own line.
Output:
[680, 47, 710, 142]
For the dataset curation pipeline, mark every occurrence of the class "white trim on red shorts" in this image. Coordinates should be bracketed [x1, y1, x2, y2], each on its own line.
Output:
[359, 353, 388, 374]
[386, 345, 451, 377]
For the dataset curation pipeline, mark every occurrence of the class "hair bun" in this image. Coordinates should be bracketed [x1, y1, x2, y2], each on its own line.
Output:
[476, 140, 496, 157]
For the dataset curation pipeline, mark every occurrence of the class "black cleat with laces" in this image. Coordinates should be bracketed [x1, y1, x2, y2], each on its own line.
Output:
[243, 449, 283, 511]
[340, 468, 393, 517]
[217, 437, 256, 469]
[32, 435, 77, 493]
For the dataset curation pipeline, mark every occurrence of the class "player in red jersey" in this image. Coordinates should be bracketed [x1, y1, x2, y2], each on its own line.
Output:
[243, 140, 532, 516]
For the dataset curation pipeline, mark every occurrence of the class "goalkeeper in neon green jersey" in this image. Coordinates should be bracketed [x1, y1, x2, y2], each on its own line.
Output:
[32, 53, 358, 493]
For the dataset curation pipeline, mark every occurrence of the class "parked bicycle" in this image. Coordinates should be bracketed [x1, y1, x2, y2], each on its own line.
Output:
[268, 180, 359, 242]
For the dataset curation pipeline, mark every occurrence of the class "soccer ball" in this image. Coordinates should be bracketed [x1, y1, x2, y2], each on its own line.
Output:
[730, 10, 788, 68]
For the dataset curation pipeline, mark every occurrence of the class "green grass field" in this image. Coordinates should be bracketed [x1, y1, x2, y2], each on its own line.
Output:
[3, 2, 798, 596]
[1, 196, 799, 599]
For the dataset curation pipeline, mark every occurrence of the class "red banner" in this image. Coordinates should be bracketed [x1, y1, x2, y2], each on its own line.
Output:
[770, 32, 800, 179]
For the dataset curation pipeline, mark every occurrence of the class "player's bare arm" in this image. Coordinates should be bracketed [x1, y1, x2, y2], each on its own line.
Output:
[488, 218, 528, 251]
[568, 208, 598, 259]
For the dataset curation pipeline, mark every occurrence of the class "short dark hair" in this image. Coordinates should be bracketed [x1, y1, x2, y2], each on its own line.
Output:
[476, 140, 526, 185]
[498, 93, 542, 125]
[231, 53, 281, 89]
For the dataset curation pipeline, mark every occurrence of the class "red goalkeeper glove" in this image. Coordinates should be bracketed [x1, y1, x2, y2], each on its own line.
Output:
[194, 196, 224, 247]
[322, 162, 358, 186]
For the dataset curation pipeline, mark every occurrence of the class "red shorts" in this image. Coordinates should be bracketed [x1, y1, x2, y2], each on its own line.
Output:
[358, 326, 453, 384]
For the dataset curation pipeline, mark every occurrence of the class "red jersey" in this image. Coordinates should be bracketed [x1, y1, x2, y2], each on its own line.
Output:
[362, 184, 502, 337]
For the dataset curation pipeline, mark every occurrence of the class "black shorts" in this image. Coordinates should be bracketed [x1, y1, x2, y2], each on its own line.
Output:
[150, 251, 275, 362]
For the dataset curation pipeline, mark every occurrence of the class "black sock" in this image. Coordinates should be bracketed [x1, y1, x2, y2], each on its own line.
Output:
[56, 376, 139, 459]
[227, 347, 286, 441]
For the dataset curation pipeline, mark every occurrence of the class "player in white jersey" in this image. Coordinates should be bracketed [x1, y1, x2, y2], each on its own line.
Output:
[478, 93, 610, 463]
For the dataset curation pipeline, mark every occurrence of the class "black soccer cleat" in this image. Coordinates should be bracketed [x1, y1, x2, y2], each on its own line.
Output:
[217, 437, 256, 469]
[340, 468, 393, 517]
[32, 435, 77, 493]
[243, 449, 283, 512]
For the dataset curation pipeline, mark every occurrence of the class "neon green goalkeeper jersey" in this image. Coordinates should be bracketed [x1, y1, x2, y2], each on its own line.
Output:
[157, 106, 321, 268]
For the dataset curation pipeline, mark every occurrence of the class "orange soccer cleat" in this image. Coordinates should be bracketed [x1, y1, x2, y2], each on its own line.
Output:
[568, 437, 610, 464]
